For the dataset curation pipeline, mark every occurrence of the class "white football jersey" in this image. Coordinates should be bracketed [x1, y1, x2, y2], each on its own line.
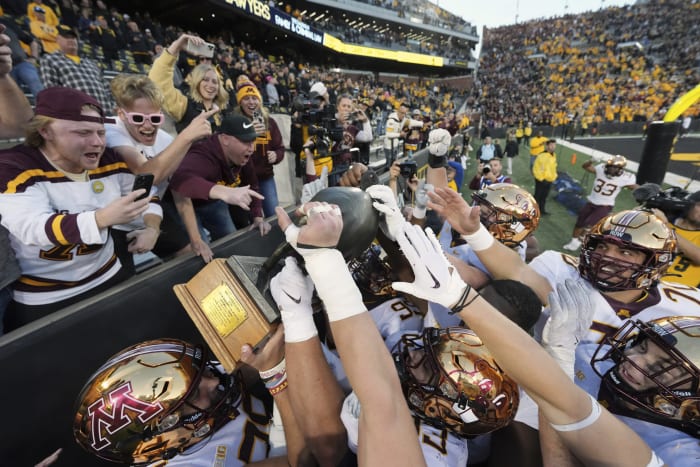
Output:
[575, 343, 699, 466]
[150, 391, 272, 466]
[530, 251, 700, 343]
[587, 164, 636, 206]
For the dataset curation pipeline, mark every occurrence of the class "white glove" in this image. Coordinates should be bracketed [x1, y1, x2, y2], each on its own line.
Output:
[270, 257, 317, 343]
[340, 391, 361, 453]
[413, 181, 434, 219]
[366, 184, 405, 241]
[428, 128, 452, 156]
[300, 165, 328, 204]
[392, 223, 468, 310]
[542, 279, 595, 378]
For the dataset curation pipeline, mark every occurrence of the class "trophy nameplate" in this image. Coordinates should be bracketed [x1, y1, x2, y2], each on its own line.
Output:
[173, 257, 280, 372]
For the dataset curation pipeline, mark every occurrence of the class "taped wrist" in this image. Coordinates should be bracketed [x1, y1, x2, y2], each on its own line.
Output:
[304, 249, 366, 322]
[412, 206, 427, 219]
[428, 152, 447, 168]
[280, 306, 318, 343]
[460, 224, 495, 251]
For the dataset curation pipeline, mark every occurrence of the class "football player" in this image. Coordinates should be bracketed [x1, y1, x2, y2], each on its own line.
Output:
[439, 183, 540, 272]
[563, 155, 638, 251]
[73, 328, 302, 466]
[577, 315, 700, 461]
[392, 222, 666, 466]
[429, 188, 700, 343]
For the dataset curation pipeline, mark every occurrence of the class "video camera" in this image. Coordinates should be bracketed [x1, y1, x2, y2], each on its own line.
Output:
[292, 92, 343, 158]
[633, 183, 693, 219]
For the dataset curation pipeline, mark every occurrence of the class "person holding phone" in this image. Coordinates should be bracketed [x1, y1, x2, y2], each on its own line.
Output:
[0, 87, 161, 332]
[106, 73, 218, 267]
[233, 75, 285, 218]
[149, 33, 229, 133]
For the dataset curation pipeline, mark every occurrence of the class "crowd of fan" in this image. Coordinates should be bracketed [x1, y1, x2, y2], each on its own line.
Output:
[474, 0, 700, 130]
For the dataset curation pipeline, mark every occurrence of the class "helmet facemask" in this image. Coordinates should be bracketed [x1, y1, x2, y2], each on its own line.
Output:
[579, 235, 658, 291]
[393, 328, 519, 437]
[604, 155, 627, 177]
[579, 210, 676, 292]
[348, 244, 397, 307]
[591, 318, 700, 437]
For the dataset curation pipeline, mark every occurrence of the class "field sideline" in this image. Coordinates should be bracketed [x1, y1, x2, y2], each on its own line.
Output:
[458, 138, 678, 254]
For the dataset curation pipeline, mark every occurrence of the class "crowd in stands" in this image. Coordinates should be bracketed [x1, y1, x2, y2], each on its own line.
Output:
[473, 0, 700, 131]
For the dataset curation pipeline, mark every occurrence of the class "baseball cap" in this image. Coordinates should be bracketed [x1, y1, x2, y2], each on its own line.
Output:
[57, 25, 77, 38]
[35, 87, 114, 124]
[309, 81, 327, 100]
[219, 114, 257, 142]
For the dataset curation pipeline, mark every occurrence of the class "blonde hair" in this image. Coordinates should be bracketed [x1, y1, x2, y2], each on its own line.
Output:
[110, 74, 164, 109]
[186, 64, 229, 110]
[25, 115, 55, 148]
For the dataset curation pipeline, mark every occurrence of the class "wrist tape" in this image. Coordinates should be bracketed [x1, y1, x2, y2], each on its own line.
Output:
[461, 224, 495, 251]
[304, 249, 366, 322]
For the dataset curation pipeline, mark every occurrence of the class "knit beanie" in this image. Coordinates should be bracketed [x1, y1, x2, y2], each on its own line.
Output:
[236, 75, 262, 104]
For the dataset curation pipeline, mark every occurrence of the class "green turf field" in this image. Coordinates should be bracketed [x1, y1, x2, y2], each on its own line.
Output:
[460, 141, 639, 254]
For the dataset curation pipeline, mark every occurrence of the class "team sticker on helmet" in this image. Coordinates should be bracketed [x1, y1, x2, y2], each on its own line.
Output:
[87, 381, 164, 451]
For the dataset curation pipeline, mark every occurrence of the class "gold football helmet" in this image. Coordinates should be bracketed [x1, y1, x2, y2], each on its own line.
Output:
[579, 209, 676, 291]
[73, 339, 242, 465]
[604, 155, 627, 177]
[472, 183, 540, 247]
[393, 327, 519, 437]
[592, 316, 700, 437]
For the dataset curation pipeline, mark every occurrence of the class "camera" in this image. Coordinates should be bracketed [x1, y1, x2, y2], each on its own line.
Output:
[399, 160, 417, 178]
[633, 184, 692, 219]
[482, 166, 491, 174]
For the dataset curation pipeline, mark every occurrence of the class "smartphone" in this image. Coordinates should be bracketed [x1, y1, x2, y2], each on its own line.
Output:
[186, 40, 215, 58]
[132, 173, 154, 201]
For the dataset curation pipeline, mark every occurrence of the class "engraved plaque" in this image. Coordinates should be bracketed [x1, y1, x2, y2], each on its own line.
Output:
[173, 258, 279, 372]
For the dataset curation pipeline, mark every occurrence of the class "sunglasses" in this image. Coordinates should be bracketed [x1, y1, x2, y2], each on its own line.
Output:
[121, 110, 164, 126]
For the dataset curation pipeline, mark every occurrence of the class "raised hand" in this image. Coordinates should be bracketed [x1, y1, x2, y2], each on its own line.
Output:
[179, 108, 218, 143]
[270, 256, 317, 343]
[392, 223, 468, 310]
[542, 279, 596, 378]
[428, 187, 481, 235]
[366, 184, 404, 241]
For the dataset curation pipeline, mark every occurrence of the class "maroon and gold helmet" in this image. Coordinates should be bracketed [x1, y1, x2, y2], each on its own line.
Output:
[591, 316, 700, 437]
[393, 327, 519, 437]
[579, 209, 676, 291]
[472, 183, 540, 247]
[604, 155, 627, 177]
[73, 339, 242, 465]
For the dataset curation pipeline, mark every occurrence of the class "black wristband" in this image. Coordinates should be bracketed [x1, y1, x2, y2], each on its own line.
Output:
[428, 152, 447, 168]
[448, 284, 480, 315]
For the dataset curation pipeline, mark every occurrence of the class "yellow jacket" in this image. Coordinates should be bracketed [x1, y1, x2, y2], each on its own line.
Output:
[533, 151, 558, 182]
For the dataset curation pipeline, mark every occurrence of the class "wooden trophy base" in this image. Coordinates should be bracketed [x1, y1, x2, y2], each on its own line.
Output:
[173, 257, 279, 373]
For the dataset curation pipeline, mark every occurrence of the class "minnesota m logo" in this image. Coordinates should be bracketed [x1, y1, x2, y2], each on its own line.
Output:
[87, 382, 164, 450]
